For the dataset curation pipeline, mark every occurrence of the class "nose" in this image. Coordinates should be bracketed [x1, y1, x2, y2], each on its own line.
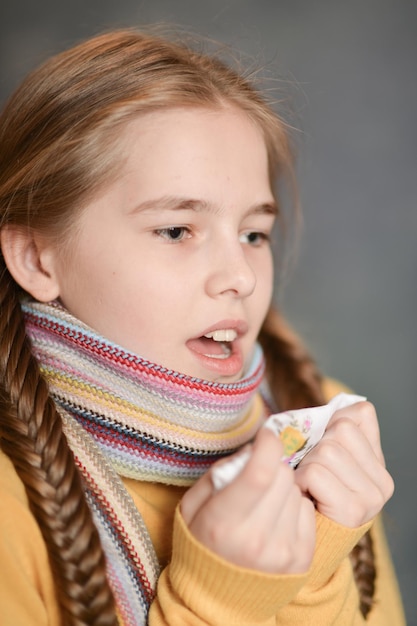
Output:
[204, 240, 256, 299]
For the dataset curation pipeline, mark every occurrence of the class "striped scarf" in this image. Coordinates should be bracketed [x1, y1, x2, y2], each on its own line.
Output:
[22, 299, 266, 625]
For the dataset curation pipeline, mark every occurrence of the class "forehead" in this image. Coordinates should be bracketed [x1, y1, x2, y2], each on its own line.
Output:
[76, 105, 276, 227]
[118, 106, 271, 190]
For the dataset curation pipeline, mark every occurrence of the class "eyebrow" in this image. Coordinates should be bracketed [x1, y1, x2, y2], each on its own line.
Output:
[128, 195, 279, 217]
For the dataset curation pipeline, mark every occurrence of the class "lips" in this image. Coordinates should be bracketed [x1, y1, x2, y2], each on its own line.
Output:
[185, 320, 247, 377]
[199, 320, 248, 339]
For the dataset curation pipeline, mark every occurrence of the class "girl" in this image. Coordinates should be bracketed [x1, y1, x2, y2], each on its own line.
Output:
[0, 29, 404, 626]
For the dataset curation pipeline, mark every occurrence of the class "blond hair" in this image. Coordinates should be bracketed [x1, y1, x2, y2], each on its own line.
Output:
[0, 29, 374, 624]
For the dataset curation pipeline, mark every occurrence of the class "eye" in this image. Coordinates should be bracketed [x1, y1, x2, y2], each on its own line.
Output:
[155, 226, 191, 242]
[239, 231, 270, 246]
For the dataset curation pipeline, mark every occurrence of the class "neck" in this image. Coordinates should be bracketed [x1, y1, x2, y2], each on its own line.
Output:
[22, 298, 267, 485]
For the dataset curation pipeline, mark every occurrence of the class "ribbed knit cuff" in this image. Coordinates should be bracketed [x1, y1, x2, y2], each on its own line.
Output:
[169, 506, 308, 625]
[307, 511, 373, 589]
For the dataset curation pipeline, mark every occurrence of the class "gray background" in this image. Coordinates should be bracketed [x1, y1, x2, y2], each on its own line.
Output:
[1, 0, 416, 622]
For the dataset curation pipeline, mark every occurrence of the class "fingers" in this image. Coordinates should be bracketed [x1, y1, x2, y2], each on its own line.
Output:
[329, 401, 385, 464]
[241, 467, 315, 573]
[182, 429, 282, 525]
[181, 428, 316, 574]
[295, 416, 394, 527]
[323, 416, 386, 486]
[185, 429, 285, 532]
[218, 428, 285, 517]
[181, 470, 214, 526]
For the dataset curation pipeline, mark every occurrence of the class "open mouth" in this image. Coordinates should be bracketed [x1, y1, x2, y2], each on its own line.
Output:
[202, 329, 237, 359]
[187, 329, 238, 360]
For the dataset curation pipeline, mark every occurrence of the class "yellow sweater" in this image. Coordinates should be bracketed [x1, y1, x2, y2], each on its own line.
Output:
[0, 380, 406, 625]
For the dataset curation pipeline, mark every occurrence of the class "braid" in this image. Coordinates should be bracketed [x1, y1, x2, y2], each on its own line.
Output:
[259, 306, 376, 619]
[351, 533, 376, 618]
[259, 306, 325, 410]
[0, 263, 118, 626]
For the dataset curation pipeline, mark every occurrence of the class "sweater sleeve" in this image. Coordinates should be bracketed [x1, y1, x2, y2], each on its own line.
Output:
[274, 513, 406, 625]
[150, 508, 405, 626]
[274, 377, 405, 625]
[274, 512, 373, 624]
[149, 506, 309, 625]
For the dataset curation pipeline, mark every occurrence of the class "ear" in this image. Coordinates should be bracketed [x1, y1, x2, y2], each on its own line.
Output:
[1, 226, 61, 302]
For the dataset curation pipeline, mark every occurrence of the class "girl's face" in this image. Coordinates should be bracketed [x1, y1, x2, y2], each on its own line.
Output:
[50, 107, 276, 382]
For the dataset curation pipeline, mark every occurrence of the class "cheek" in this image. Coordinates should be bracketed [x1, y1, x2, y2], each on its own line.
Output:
[256, 252, 274, 307]
[53, 239, 124, 321]
[126, 267, 192, 335]
[246, 253, 274, 339]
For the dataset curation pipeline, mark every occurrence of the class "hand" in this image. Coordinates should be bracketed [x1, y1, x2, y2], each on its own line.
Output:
[181, 427, 316, 575]
[294, 401, 394, 527]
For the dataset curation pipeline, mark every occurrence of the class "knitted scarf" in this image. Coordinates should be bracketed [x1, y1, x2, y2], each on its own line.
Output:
[22, 299, 266, 625]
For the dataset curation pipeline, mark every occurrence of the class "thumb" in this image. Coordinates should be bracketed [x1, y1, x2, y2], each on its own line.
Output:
[180, 470, 214, 525]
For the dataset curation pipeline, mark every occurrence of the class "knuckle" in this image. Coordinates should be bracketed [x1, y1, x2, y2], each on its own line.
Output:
[275, 543, 294, 569]
[371, 467, 394, 503]
[347, 484, 388, 525]
[240, 534, 265, 564]
[379, 469, 395, 501]
[314, 439, 341, 465]
[361, 400, 377, 414]
[356, 400, 377, 421]
[332, 417, 356, 437]
[274, 540, 312, 573]
[343, 497, 368, 526]
[385, 472, 395, 498]
[208, 518, 232, 548]
[299, 462, 322, 484]
[366, 492, 385, 519]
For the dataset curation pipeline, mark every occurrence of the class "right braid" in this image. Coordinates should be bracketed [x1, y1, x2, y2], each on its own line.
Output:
[351, 533, 376, 618]
[259, 305, 376, 619]
[259, 306, 325, 410]
[0, 262, 118, 626]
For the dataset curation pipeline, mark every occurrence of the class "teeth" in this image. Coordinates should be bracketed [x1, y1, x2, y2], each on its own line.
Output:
[204, 329, 238, 342]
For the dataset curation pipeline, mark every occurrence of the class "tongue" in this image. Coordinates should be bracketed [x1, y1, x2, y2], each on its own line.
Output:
[187, 336, 229, 357]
